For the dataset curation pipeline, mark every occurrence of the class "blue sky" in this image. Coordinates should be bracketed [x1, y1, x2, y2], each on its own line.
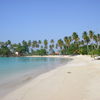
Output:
[0, 0, 100, 43]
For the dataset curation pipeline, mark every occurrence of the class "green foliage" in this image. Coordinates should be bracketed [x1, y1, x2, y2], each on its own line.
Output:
[66, 44, 79, 55]
[0, 30, 100, 57]
[44, 40, 48, 49]
[57, 39, 64, 49]
[0, 46, 11, 57]
[79, 46, 88, 55]
[32, 49, 47, 56]
[89, 49, 100, 56]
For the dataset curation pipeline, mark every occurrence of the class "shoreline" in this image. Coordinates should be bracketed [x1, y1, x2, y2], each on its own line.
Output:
[1, 55, 100, 100]
[25, 55, 72, 58]
[0, 56, 72, 99]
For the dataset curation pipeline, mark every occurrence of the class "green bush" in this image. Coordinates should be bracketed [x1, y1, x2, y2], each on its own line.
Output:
[32, 49, 47, 56]
[89, 49, 100, 57]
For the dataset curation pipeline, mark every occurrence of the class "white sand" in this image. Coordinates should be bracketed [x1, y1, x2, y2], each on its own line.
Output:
[1, 55, 100, 100]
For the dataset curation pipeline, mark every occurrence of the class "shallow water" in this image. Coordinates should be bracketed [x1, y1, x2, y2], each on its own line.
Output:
[0, 57, 71, 97]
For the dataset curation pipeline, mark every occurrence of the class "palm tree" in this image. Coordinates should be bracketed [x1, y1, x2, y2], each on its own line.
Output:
[72, 32, 79, 42]
[38, 40, 43, 49]
[10, 43, 17, 53]
[37, 40, 41, 49]
[32, 40, 38, 49]
[0, 41, 3, 47]
[6, 40, 11, 47]
[50, 39, 54, 49]
[64, 36, 68, 48]
[80, 40, 84, 46]
[22, 40, 27, 46]
[22, 40, 29, 54]
[56, 43, 58, 49]
[97, 34, 100, 49]
[82, 31, 90, 53]
[28, 40, 31, 47]
[49, 45, 52, 49]
[41, 45, 43, 49]
[89, 30, 94, 50]
[44, 39, 48, 49]
[64, 36, 72, 49]
[57, 39, 63, 50]
[69, 36, 72, 42]
[50, 39, 54, 44]
[72, 32, 80, 48]
[89, 30, 94, 41]
[27, 40, 32, 53]
[38, 40, 42, 44]
[93, 34, 98, 49]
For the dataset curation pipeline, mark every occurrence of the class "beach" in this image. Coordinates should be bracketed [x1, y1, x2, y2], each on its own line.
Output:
[1, 55, 100, 100]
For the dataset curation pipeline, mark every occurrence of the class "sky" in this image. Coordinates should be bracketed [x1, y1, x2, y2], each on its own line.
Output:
[0, 0, 100, 43]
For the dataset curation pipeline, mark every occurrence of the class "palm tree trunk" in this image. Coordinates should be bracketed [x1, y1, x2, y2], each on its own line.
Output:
[87, 43, 89, 54]
[97, 42, 99, 49]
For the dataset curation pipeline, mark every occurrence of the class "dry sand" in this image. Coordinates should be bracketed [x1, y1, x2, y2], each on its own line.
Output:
[1, 55, 100, 100]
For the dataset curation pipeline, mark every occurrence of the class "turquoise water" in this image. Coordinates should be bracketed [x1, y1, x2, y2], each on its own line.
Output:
[0, 57, 70, 97]
[0, 57, 69, 82]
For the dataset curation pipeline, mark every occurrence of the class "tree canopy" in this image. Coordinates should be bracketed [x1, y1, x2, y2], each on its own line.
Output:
[0, 30, 100, 57]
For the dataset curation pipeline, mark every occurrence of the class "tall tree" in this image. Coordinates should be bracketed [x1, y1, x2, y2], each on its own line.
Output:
[32, 40, 38, 49]
[57, 39, 63, 50]
[89, 30, 94, 50]
[64, 36, 72, 49]
[50, 39, 54, 49]
[28, 40, 31, 47]
[72, 32, 79, 42]
[72, 32, 80, 48]
[22, 40, 29, 54]
[44, 39, 48, 49]
[27, 40, 32, 53]
[6, 40, 11, 47]
[89, 30, 94, 42]
[38, 40, 42, 48]
[97, 34, 100, 49]
[82, 31, 90, 53]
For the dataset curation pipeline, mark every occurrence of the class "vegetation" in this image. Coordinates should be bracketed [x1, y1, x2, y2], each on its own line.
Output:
[0, 30, 100, 57]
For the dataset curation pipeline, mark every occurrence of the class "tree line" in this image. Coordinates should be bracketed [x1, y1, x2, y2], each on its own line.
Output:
[0, 30, 100, 57]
